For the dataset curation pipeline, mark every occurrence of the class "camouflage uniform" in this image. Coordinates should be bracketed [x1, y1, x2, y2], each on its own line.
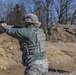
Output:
[2, 14, 48, 75]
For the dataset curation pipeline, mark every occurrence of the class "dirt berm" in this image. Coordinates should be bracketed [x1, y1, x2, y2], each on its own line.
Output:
[0, 33, 76, 72]
[48, 24, 76, 42]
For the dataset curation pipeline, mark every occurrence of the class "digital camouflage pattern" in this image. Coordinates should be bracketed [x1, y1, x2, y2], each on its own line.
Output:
[24, 14, 41, 26]
[2, 14, 48, 75]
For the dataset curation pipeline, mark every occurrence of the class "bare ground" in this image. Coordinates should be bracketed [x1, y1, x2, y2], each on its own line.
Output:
[0, 42, 76, 75]
[0, 33, 76, 75]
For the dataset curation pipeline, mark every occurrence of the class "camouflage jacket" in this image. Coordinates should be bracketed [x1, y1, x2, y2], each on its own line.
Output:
[3, 25, 47, 65]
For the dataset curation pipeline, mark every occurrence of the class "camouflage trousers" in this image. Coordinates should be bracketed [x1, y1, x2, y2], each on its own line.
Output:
[24, 59, 48, 75]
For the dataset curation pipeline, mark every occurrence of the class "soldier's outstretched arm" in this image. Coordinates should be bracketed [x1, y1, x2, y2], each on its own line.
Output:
[0, 23, 29, 39]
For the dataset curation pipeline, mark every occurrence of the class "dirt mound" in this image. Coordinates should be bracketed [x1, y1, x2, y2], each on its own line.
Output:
[48, 24, 76, 42]
[0, 33, 76, 71]
[46, 42, 75, 71]
[0, 33, 22, 69]
[46, 42, 65, 57]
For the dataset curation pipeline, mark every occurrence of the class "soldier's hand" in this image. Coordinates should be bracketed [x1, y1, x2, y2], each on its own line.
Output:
[0, 23, 7, 27]
[0, 23, 7, 33]
[0, 23, 7, 29]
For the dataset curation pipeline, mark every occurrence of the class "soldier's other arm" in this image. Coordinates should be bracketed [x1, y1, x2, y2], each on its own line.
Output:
[0, 23, 29, 38]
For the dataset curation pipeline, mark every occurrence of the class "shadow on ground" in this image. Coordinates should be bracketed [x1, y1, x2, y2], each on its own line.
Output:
[48, 68, 70, 73]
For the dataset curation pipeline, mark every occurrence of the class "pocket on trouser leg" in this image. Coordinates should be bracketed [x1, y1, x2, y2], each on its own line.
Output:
[24, 68, 40, 75]
[42, 72, 48, 75]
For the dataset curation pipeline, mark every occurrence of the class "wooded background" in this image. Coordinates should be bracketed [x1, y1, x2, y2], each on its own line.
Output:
[0, 0, 76, 30]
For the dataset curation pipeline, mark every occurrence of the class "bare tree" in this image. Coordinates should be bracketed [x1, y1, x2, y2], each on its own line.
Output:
[71, 9, 76, 25]
[6, 2, 14, 24]
[34, 0, 45, 28]
[32, 0, 53, 28]
[54, 0, 73, 24]
[6, 1, 26, 25]
[0, 1, 7, 20]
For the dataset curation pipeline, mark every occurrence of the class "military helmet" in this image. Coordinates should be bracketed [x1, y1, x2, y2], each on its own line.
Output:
[23, 14, 41, 26]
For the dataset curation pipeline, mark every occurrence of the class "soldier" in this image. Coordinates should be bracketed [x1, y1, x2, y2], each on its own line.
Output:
[0, 14, 48, 75]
